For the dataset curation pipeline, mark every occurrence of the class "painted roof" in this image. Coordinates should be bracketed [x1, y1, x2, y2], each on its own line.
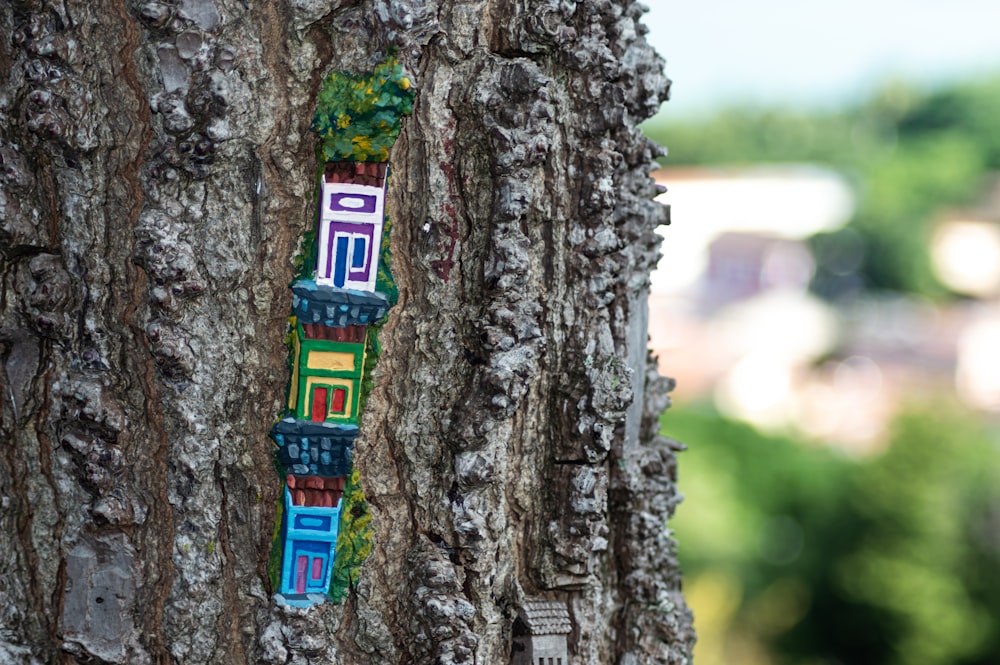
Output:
[325, 161, 387, 187]
[301, 323, 366, 342]
[518, 600, 572, 636]
[286, 475, 345, 508]
[292, 280, 388, 328]
[272, 417, 357, 477]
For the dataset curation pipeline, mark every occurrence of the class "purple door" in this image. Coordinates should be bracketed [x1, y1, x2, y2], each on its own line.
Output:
[323, 222, 376, 286]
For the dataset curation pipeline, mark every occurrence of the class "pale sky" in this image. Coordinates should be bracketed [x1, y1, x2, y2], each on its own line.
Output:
[643, 1, 1000, 117]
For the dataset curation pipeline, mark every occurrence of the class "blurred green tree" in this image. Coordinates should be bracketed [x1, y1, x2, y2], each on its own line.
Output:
[666, 404, 1000, 665]
[840, 406, 1000, 665]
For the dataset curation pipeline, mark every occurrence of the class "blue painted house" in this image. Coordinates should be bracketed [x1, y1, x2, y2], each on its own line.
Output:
[279, 474, 346, 603]
[272, 420, 354, 605]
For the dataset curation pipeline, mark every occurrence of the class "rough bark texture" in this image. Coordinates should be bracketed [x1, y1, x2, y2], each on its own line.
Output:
[0, 1, 694, 664]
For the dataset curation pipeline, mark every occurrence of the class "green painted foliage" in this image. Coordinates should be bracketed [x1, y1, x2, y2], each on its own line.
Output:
[312, 57, 416, 162]
[375, 211, 398, 307]
[328, 468, 373, 603]
[266, 491, 285, 593]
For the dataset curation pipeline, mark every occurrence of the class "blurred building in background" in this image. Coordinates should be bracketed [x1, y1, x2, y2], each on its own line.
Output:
[650, 167, 1000, 452]
[931, 175, 1000, 411]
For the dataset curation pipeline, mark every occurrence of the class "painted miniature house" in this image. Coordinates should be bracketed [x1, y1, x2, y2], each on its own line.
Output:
[510, 599, 572, 665]
[288, 320, 366, 424]
[279, 475, 346, 598]
[316, 162, 388, 292]
[273, 384, 357, 606]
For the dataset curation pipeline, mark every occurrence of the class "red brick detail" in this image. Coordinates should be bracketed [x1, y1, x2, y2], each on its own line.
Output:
[287, 476, 347, 507]
[324, 161, 387, 187]
[301, 324, 367, 342]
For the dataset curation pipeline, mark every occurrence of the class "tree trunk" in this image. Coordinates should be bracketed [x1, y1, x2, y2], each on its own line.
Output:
[0, 0, 694, 663]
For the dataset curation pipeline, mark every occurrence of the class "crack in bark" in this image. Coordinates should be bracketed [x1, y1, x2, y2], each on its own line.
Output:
[34, 352, 65, 641]
[213, 461, 249, 664]
[109, 0, 171, 658]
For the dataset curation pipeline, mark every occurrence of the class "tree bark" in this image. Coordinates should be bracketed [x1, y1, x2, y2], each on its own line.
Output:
[0, 1, 694, 664]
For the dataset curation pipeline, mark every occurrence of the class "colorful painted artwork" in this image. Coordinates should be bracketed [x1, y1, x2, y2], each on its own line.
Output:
[312, 58, 415, 162]
[289, 323, 366, 424]
[328, 467, 372, 602]
[268, 55, 414, 608]
[279, 475, 347, 603]
[291, 280, 388, 327]
[316, 163, 387, 291]
[271, 418, 356, 477]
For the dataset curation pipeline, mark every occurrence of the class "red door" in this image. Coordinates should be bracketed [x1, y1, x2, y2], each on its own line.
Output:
[311, 387, 328, 422]
[330, 388, 347, 414]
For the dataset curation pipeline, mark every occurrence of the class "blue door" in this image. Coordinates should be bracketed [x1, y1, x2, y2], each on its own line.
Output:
[334, 236, 350, 288]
